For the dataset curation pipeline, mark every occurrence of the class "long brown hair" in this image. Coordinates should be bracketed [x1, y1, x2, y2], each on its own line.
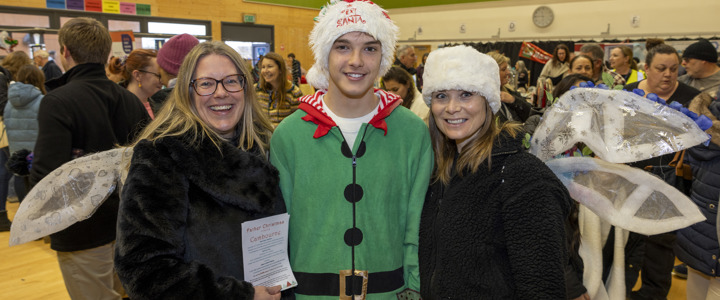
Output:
[15, 65, 47, 94]
[551, 44, 570, 67]
[381, 66, 417, 109]
[1, 51, 32, 80]
[428, 98, 521, 185]
[130, 41, 273, 156]
[257, 52, 292, 109]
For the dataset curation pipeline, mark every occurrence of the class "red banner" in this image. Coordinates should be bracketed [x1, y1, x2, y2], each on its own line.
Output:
[519, 42, 553, 64]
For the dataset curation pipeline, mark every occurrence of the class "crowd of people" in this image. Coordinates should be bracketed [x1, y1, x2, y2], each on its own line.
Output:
[0, 0, 719, 300]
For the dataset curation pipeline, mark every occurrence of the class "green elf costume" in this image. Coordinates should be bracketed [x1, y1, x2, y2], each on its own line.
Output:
[269, 1, 432, 299]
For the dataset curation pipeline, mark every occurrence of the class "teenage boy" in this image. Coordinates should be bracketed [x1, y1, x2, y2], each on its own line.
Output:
[269, 1, 432, 299]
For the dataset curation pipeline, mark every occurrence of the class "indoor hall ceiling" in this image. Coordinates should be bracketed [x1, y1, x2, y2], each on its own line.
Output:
[244, 0, 588, 10]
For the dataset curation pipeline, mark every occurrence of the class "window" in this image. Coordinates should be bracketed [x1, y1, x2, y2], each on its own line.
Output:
[148, 22, 206, 36]
[0, 13, 49, 28]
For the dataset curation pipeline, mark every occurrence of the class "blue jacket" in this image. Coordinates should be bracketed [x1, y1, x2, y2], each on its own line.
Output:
[4, 82, 43, 153]
[675, 96, 720, 277]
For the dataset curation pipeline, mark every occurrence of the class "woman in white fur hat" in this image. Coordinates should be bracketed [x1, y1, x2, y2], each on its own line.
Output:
[418, 45, 573, 299]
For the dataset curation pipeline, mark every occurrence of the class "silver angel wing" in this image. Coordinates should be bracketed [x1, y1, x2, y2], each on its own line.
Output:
[546, 156, 705, 235]
[9, 148, 133, 246]
[530, 88, 709, 163]
[531, 88, 709, 300]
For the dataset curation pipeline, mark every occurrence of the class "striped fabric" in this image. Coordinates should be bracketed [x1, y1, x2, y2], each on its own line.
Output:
[255, 82, 304, 127]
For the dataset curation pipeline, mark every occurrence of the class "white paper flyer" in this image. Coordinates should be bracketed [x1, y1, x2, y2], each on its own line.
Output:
[241, 213, 297, 291]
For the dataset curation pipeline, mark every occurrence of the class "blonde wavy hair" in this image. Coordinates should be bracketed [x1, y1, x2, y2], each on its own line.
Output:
[130, 41, 273, 155]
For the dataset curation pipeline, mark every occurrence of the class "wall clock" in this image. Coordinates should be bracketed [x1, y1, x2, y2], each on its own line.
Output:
[532, 6, 554, 28]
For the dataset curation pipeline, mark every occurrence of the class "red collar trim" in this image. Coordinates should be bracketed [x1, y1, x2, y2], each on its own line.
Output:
[298, 89, 402, 138]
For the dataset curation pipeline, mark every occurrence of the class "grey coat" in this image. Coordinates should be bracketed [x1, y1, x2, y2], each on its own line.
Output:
[4, 82, 43, 153]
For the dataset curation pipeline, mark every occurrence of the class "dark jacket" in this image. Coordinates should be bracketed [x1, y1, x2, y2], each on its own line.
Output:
[42, 60, 63, 82]
[675, 95, 720, 277]
[497, 88, 534, 124]
[0, 65, 10, 116]
[29, 63, 150, 252]
[419, 132, 571, 299]
[148, 87, 173, 115]
[393, 58, 417, 75]
[115, 133, 285, 299]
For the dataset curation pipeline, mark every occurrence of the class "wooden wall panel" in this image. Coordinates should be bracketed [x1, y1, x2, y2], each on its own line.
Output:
[0, 0, 319, 71]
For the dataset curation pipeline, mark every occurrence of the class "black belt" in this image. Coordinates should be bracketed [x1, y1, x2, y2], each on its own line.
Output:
[294, 267, 404, 296]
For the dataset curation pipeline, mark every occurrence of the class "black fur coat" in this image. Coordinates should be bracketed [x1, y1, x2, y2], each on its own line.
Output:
[419, 132, 572, 299]
[115, 133, 285, 299]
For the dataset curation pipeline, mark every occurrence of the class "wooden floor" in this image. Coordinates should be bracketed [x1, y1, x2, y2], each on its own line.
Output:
[0, 201, 688, 300]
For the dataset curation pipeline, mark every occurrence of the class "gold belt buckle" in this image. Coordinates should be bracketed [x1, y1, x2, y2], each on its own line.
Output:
[339, 269, 368, 300]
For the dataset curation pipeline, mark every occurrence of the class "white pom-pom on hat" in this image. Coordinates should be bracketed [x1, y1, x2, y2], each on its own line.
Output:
[307, 0, 399, 90]
[422, 45, 501, 114]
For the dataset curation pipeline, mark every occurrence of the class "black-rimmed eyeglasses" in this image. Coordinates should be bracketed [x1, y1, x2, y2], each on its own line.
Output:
[138, 69, 161, 80]
[190, 74, 245, 96]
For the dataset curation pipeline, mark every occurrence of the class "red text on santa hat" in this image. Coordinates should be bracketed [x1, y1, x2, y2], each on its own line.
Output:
[337, 7, 366, 27]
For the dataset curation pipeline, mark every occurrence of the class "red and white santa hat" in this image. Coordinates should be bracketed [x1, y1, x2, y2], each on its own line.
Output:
[306, 0, 399, 90]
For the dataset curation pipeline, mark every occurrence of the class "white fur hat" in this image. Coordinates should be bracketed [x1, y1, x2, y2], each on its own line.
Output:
[422, 45, 501, 114]
[306, 0, 399, 90]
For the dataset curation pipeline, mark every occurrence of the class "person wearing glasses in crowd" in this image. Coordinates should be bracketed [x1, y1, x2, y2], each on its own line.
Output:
[119, 49, 163, 119]
[270, 1, 432, 299]
[114, 41, 285, 300]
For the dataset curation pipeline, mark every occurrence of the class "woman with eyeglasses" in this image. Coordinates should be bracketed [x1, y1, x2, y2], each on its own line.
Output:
[114, 41, 285, 300]
[119, 48, 163, 119]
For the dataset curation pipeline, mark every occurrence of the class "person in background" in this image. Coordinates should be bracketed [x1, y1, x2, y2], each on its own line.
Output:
[547, 72, 594, 300]
[105, 56, 125, 83]
[394, 44, 418, 75]
[255, 52, 302, 127]
[515, 59, 529, 90]
[539, 43, 570, 86]
[610, 45, 645, 84]
[416, 52, 429, 91]
[149, 33, 200, 113]
[30, 17, 151, 300]
[381, 66, 428, 120]
[252, 54, 263, 83]
[270, 1, 432, 298]
[118, 49, 163, 119]
[287, 52, 302, 86]
[568, 55, 594, 80]
[621, 43, 701, 300]
[0, 51, 32, 210]
[579, 43, 625, 86]
[418, 45, 571, 299]
[1, 51, 33, 82]
[114, 41, 283, 300]
[487, 51, 533, 124]
[679, 39, 720, 98]
[675, 91, 720, 300]
[4, 65, 45, 204]
[0, 65, 10, 231]
[552, 74, 594, 100]
[33, 49, 63, 81]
